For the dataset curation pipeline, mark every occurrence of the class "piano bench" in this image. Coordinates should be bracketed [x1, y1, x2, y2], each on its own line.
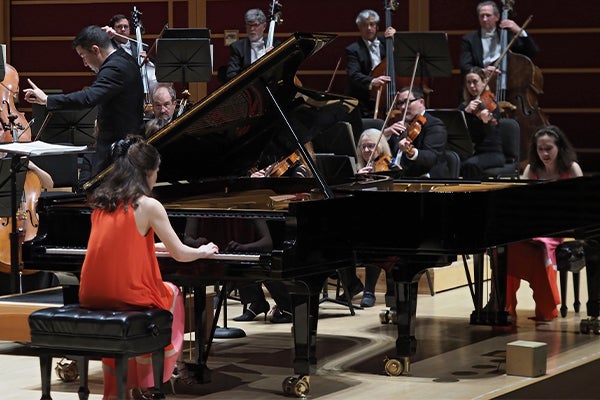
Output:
[556, 240, 586, 317]
[28, 304, 172, 400]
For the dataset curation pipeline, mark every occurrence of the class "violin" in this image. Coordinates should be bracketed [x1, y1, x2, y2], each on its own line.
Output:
[403, 114, 427, 158]
[372, 154, 392, 172]
[475, 90, 498, 125]
[265, 151, 301, 177]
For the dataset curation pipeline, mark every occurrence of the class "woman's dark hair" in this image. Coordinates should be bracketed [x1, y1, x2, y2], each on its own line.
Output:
[91, 135, 160, 212]
[528, 125, 578, 174]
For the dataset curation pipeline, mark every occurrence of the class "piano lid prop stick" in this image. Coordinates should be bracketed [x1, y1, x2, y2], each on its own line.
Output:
[263, 83, 334, 199]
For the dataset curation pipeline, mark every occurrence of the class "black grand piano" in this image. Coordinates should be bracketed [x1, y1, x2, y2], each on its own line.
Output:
[22, 32, 600, 396]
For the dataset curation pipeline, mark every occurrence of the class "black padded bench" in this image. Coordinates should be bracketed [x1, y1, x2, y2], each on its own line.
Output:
[28, 304, 172, 400]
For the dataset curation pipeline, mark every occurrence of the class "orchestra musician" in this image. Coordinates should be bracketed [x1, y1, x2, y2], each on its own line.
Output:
[146, 83, 177, 130]
[459, 67, 505, 179]
[78, 136, 218, 397]
[224, 8, 276, 82]
[345, 9, 396, 118]
[23, 25, 145, 185]
[104, 13, 158, 93]
[460, 1, 539, 77]
[336, 128, 394, 308]
[383, 87, 450, 179]
[505, 126, 582, 322]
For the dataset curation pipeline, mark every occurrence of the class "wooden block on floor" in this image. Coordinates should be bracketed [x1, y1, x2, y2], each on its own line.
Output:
[506, 340, 547, 377]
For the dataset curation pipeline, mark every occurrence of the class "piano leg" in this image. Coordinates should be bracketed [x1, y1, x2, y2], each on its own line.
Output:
[186, 285, 211, 383]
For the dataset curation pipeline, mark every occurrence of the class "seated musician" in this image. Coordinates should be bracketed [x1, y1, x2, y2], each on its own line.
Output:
[144, 83, 177, 136]
[345, 9, 396, 118]
[224, 8, 276, 82]
[506, 126, 582, 322]
[459, 67, 505, 179]
[0, 161, 54, 296]
[336, 128, 394, 307]
[382, 87, 450, 179]
[78, 136, 219, 396]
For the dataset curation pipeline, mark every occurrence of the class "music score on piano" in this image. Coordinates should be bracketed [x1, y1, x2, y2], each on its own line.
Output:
[43, 247, 261, 262]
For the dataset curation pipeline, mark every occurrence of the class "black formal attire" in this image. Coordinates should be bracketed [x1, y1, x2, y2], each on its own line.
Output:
[47, 47, 144, 180]
[225, 37, 271, 82]
[458, 103, 504, 179]
[345, 36, 386, 118]
[393, 112, 449, 179]
[460, 29, 539, 75]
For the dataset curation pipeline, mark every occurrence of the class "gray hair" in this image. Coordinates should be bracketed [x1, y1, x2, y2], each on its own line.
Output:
[245, 8, 266, 24]
[476, 1, 500, 16]
[355, 9, 380, 26]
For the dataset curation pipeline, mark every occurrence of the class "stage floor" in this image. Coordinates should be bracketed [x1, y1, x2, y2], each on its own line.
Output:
[0, 272, 598, 399]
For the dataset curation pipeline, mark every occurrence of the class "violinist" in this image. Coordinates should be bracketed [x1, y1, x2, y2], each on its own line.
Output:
[460, 1, 539, 77]
[23, 25, 144, 183]
[459, 67, 505, 179]
[345, 9, 396, 118]
[355, 128, 393, 174]
[383, 87, 449, 179]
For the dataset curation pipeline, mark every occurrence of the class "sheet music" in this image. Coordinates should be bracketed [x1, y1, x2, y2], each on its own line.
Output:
[0, 141, 88, 156]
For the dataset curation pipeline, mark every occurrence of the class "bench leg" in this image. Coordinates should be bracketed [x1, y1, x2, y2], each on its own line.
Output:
[73, 356, 90, 400]
[560, 270, 568, 317]
[115, 356, 128, 400]
[152, 350, 166, 398]
[573, 272, 581, 313]
[39, 354, 53, 400]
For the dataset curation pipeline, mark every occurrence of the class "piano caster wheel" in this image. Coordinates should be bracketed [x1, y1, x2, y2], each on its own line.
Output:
[383, 356, 407, 376]
[55, 357, 79, 382]
[580, 318, 600, 334]
[379, 309, 397, 324]
[282, 375, 309, 398]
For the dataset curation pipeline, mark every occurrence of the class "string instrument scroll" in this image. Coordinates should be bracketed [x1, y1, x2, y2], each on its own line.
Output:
[266, 0, 283, 49]
[371, 0, 399, 119]
[131, 6, 151, 106]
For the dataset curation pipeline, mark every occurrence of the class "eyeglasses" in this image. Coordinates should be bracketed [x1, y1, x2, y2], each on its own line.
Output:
[359, 143, 377, 151]
[153, 101, 174, 110]
[115, 24, 130, 30]
[397, 98, 419, 108]
[246, 22, 263, 28]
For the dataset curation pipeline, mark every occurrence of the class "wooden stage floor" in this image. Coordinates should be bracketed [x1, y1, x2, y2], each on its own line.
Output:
[0, 270, 598, 399]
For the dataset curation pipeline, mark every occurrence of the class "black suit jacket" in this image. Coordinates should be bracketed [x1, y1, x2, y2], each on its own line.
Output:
[460, 30, 539, 75]
[47, 47, 144, 175]
[345, 36, 386, 117]
[396, 112, 449, 179]
[225, 37, 272, 81]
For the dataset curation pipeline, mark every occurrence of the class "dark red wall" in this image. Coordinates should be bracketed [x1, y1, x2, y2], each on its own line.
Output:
[6, 0, 600, 172]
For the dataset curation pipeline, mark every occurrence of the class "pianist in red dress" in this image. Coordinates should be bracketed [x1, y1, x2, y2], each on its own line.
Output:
[78, 136, 219, 399]
[506, 125, 582, 321]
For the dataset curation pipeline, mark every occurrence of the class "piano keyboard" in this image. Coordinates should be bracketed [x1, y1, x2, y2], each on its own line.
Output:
[44, 247, 261, 262]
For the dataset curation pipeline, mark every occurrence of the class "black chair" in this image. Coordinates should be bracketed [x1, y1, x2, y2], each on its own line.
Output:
[482, 118, 520, 179]
[444, 150, 461, 179]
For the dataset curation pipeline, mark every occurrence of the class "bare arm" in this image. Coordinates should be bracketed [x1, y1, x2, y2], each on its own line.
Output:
[135, 196, 218, 261]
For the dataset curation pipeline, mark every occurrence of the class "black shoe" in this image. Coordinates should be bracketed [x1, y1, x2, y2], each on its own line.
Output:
[360, 291, 376, 307]
[232, 300, 270, 321]
[270, 307, 293, 323]
[336, 280, 364, 301]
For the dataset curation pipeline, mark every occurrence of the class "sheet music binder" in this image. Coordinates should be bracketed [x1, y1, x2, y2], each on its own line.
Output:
[426, 109, 474, 160]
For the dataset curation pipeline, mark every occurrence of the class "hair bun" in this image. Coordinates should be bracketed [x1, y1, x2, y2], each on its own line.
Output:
[110, 136, 142, 159]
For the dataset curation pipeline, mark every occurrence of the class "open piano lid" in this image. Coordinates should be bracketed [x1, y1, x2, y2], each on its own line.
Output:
[147, 32, 337, 184]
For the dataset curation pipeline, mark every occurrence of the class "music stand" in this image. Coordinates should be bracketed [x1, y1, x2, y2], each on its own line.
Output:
[155, 28, 212, 83]
[393, 32, 452, 83]
[426, 109, 474, 160]
[32, 104, 98, 146]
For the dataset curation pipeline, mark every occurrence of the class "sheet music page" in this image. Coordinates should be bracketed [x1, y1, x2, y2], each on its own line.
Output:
[0, 141, 88, 156]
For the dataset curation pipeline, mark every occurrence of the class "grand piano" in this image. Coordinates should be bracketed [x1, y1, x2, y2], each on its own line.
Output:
[21, 32, 600, 397]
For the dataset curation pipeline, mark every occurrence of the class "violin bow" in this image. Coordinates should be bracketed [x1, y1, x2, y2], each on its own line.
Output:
[326, 57, 342, 93]
[479, 15, 533, 98]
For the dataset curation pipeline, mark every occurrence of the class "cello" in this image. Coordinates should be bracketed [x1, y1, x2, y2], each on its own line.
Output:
[0, 64, 42, 278]
[496, 0, 550, 162]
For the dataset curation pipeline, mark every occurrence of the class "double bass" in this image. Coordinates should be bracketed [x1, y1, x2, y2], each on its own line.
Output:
[495, 0, 549, 162]
[0, 64, 42, 278]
